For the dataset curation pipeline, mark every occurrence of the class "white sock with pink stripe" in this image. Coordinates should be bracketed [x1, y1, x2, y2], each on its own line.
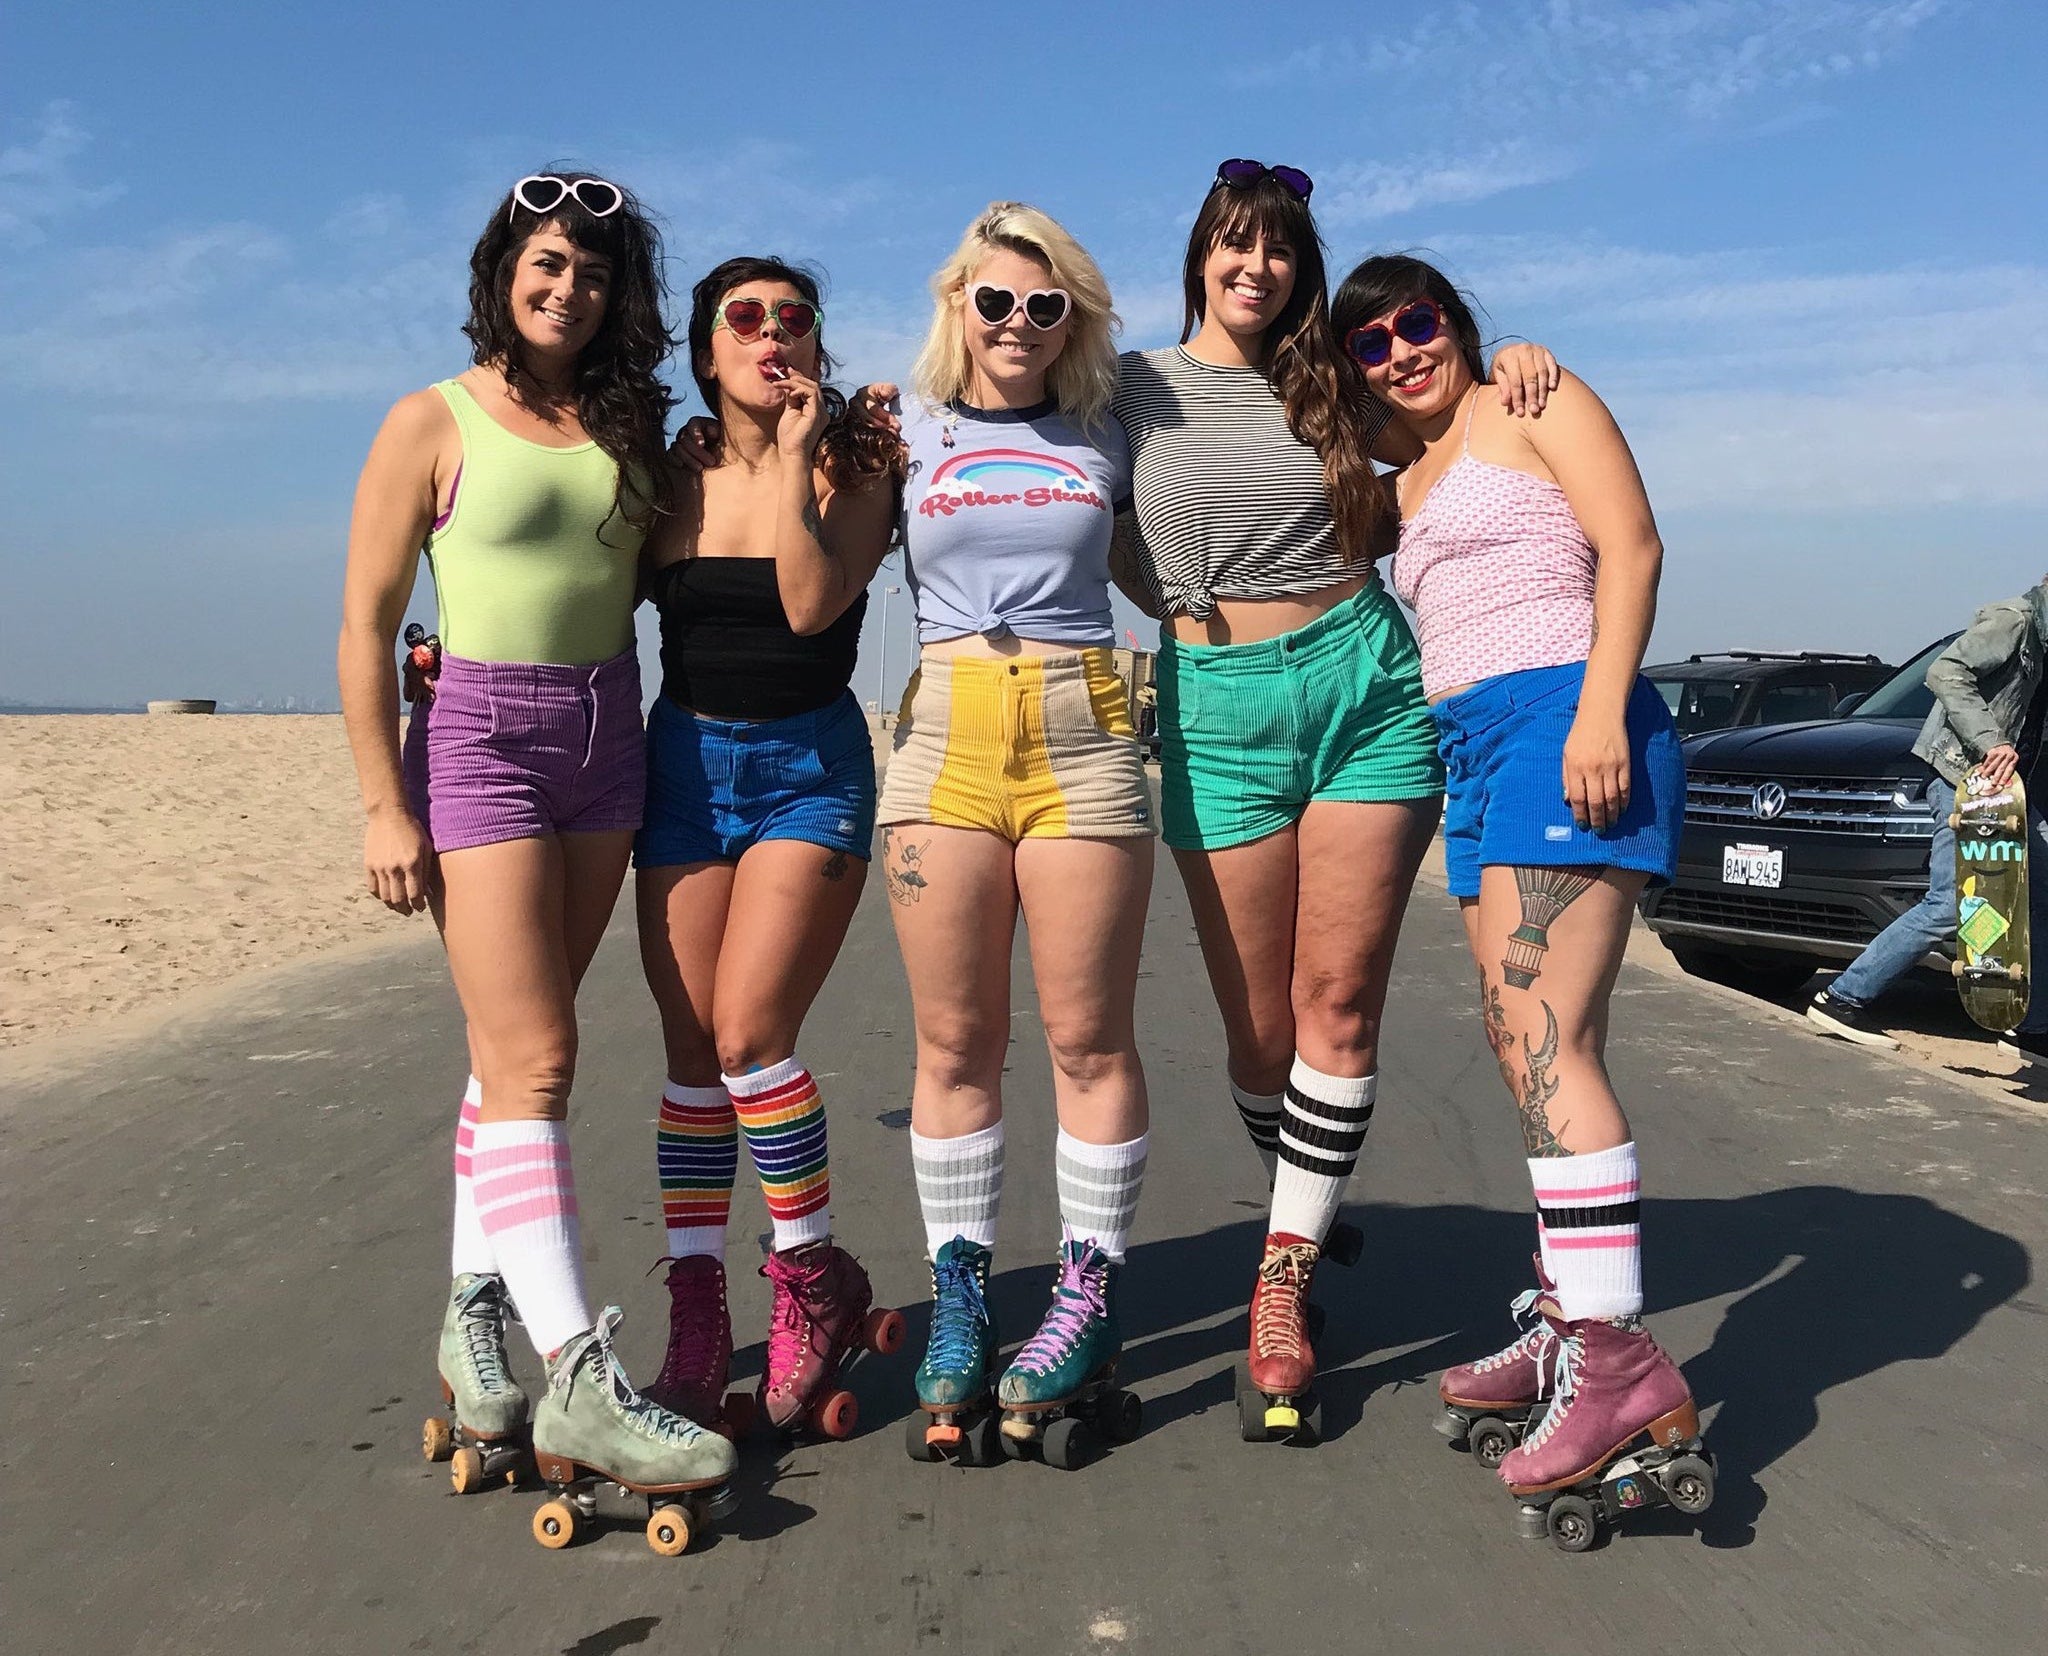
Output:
[1530, 1141, 1642, 1322]
[471, 1118, 593, 1356]
[449, 1076, 496, 1277]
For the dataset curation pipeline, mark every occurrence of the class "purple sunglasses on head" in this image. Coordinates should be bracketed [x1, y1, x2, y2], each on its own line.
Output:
[1213, 158, 1313, 202]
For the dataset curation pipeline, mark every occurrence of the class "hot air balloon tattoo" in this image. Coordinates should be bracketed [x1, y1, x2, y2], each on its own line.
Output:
[1502, 869, 1597, 988]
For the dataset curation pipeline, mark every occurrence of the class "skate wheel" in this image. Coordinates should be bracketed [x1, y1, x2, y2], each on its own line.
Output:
[1235, 1376, 1268, 1443]
[1546, 1494, 1598, 1553]
[1469, 1418, 1516, 1471]
[1662, 1453, 1716, 1516]
[721, 1390, 756, 1438]
[962, 1411, 1002, 1467]
[1323, 1220, 1364, 1268]
[1100, 1388, 1143, 1444]
[999, 1424, 1029, 1460]
[646, 1503, 695, 1557]
[533, 1497, 580, 1550]
[905, 1411, 942, 1463]
[1434, 1407, 1470, 1445]
[421, 1416, 453, 1462]
[813, 1389, 858, 1441]
[865, 1307, 908, 1355]
[449, 1445, 486, 1495]
[1042, 1415, 1094, 1471]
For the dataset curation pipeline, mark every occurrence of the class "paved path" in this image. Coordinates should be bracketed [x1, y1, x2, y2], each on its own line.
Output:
[5, 857, 2042, 1656]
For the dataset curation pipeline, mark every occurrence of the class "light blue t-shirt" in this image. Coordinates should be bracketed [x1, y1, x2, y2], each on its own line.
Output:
[897, 397, 1132, 646]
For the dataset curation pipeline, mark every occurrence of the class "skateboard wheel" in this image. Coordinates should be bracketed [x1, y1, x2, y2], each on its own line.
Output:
[533, 1497, 580, 1550]
[1100, 1388, 1143, 1444]
[1469, 1418, 1516, 1470]
[449, 1445, 485, 1495]
[813, 1389, 858, 1441]
[421, 1416, 453, 1462]
[905, 1412, 942, 1462]
[865, 1307, 908, 1355]
[646, 1503, 695, 1557]
[1236, 1376, 1267, 1442]
[1546, 1494, 1598, 1553]
[1662, 1453, 1716, 1516]
[1042, 1415, 1094, 1471]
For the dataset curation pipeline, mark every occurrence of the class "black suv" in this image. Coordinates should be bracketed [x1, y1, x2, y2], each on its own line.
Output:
[1639, 635, 1958, 997]
[1644, 650, 1898, 739]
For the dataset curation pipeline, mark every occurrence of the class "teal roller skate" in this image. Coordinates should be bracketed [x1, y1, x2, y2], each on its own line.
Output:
[422, 1272, 532, 1494]
[906, 1238, 1001, 1466]
[529, 1307, 740, 1556]
[995, 1235, 1142, 1470]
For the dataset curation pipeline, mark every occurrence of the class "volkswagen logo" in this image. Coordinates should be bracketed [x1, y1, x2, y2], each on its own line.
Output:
[1751, 782, 1788, 821]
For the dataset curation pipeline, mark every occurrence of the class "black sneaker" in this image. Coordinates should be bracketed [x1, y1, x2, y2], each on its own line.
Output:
[1805, 989, 1900, 1050]
[1997, 1030, 2048, 1068]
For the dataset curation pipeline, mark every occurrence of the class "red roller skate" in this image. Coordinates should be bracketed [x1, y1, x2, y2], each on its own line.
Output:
[647, 1256, 754, 1439]
[758, 1241, 905, 1439]
[1235, 1233, 1324, 1444]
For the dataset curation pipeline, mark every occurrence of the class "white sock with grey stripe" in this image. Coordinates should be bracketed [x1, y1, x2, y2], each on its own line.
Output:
[1230, 1081, 1282, 1183]
[1269, 1058, 1375, 1246]
[911, 1121, 1004, 1256]
[1055, 1128, 1147, 1262]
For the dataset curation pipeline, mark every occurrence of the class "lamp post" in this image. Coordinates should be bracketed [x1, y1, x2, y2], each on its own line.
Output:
[877, 585, 902, 724]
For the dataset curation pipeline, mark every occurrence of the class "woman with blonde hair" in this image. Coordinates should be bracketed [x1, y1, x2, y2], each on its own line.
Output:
[883, 202, 1152, 1468]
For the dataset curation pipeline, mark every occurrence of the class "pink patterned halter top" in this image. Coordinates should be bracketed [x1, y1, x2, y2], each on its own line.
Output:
[1391, 393, 1596, 699]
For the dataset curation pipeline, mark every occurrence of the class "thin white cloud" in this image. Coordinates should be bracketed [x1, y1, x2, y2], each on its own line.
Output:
[0, 102, 123, 242]
[1315, 144, 1578, 226]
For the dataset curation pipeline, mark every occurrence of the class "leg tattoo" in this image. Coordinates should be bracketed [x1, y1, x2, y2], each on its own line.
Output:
[821, 849, 851, 883]
[1517, 1002, 1569, 1157]
[884, 831, 930, 907]
[1502, 868, 1599, 988]
[1480, 970, 1516, 1092]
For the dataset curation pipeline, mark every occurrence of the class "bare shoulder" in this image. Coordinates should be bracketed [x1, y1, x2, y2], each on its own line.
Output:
[380, 385, 458, 444]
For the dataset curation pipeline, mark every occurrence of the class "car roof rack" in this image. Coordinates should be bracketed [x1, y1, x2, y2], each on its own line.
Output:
[1682, 650, 1888, 664]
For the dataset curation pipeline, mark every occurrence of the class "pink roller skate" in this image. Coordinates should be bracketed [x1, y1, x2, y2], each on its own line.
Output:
[1436, 1255, 1565, 1469]
[647, 1256, 754, 1439]
[757, 1242, 905, 1439]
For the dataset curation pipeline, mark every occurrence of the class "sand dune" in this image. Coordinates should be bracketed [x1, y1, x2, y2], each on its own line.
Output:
[1, 715, 413, 1048]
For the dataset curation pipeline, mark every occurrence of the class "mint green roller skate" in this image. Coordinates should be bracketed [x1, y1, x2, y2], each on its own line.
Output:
[995, 1235, 1142, 1469]
[529, 1307, 740, 1556]
[422, 1273, 532, 1494]
[906, 1238, 1001, 1466]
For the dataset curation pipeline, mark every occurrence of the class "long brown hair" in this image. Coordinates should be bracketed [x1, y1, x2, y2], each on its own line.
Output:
[1179, 176, 1388, 560]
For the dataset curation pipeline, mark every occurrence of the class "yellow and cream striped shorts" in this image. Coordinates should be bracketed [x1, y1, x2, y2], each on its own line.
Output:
[877, 650, 1155, 841]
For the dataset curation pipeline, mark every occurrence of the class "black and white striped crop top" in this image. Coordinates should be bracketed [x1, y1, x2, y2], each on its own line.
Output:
[1110, 346, 1393, 620]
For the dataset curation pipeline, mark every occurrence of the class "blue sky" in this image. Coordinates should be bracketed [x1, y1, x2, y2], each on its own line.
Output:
[3, 0, 2043, 708]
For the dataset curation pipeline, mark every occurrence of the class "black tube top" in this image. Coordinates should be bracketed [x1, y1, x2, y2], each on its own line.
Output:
[651, 557, 866, 721]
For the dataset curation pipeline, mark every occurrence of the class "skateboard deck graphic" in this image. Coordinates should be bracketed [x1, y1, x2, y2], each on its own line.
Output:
[1953, 774, 2029, 1032]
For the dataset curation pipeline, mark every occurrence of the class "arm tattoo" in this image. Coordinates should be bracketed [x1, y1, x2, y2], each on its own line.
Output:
[883, 830, 930, 907]
[1517, 1002, 1570, 1157]
[800, 497, 829, 548]
[1503, 867, 1599, 987]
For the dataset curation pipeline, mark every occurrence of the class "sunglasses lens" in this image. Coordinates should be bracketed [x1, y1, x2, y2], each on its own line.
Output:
[573, 179, 622, 216]
[1216, 159, 1265, 188]
[971, 286, 1017, 324]
[775, 301, 818, 339]
[1023, 291, 1069, 330]
[1271, 166, 1313, 201]
[724, 299, 768, 337]
[1396, 305, 1441, 347]
[515, 176, 568, 216]
[1348, 327, 1393, 368]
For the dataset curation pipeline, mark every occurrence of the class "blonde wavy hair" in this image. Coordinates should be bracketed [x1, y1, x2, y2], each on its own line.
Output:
[911, 201, 1120, 431]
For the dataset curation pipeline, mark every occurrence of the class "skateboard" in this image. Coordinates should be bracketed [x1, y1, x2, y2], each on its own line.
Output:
[997, 1363, 1143, 1470]
[1235, 1219, 1364, 1446]
[1952, 774, 2029, 1032]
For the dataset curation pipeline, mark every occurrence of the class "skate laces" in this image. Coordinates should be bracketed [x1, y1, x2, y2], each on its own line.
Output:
[656, 1261, 728, 1395]
[455, 1275, 515, 1391]
[1524, 1331, 1583, 1449]
[762, 1247, 833, 1387]
[1252, 1242, 1319, 1360]
[1475, 1287, 1557, 1376]
[560, 1306, 704, 1445]
[924, 1252, 990, 1375]
[1010, 1243, 1107, 1377]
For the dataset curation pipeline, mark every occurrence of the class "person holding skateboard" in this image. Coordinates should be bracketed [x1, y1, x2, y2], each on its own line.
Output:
[634, 257, 905, 1443]
[1332, 254, 1706, 1540]
[338, 172, 740, 1534]
[1806, 579, 2048, 1063]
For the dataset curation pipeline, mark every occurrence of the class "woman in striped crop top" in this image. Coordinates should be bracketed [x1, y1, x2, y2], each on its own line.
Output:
[339, 172, 738, 1509]
[1332, 254, 1700, 1504]
[1106, 161, 1562, 1422]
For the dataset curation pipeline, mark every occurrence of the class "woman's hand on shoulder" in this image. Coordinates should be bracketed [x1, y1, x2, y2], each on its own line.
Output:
[850, 382, 902, 437]
[670, 416, 722, 471]
[1490, 342, 1563, 416]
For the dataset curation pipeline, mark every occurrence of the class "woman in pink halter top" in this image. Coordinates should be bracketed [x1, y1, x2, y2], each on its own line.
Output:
[1329, 256, 1707, 1538]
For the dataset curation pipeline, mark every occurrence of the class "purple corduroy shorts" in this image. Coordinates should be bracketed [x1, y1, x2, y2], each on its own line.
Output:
[402, 649, 646, 853]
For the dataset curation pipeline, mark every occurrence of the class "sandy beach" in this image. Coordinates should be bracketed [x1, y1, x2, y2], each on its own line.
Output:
[0, 714, 407, 1049]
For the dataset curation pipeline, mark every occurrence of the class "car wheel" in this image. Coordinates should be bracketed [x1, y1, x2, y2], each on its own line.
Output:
[1667, 942, 1817, 1000]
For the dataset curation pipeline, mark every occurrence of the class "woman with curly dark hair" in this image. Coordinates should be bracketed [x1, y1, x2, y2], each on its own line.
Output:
[1108, 161, 1561, 1438]
[338, 172, 740, 1524]
[634, 257, 905, 1443]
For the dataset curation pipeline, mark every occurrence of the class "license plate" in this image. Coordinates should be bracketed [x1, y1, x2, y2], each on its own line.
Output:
[1722, 842, 1784, 888]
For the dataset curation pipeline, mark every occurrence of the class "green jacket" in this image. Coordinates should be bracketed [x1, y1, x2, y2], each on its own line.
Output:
[1913, 583, 2048, 786]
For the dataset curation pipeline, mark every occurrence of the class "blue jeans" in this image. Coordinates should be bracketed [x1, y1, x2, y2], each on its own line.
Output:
[1831, 775, 2048, 1031]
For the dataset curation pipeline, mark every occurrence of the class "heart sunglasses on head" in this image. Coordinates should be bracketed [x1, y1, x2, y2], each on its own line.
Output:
[509, 174, 625, 221]
[713, 296, 823, 341]
[967, 282, 1071, 331]
[1213, 158, 1313, 202]
[1344, 300, 1446, 368]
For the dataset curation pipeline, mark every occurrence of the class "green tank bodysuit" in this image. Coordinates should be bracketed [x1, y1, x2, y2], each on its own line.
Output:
[422, 379, 643, 665]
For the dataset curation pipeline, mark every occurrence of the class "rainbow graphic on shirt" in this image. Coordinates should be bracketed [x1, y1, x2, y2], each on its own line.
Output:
[917, 447, 1106, 519]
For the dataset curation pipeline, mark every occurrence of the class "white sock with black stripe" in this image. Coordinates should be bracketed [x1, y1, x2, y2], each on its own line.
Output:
[1269, 1058, 1375, 1245]
[1230, 1082, 1282, 1183]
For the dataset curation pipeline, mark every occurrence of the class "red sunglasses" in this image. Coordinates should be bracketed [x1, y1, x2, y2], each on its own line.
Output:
[714, 296, 822, 341]
[1344, 300, 1445, 368]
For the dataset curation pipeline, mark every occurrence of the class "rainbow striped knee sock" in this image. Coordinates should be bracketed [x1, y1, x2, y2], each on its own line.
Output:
[725, 1056, 831, 1252]
[657, 1081, 738, 1259]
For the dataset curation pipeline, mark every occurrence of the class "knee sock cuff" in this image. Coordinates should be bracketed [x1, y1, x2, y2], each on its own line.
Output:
[722, 1055, 808, 1099]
